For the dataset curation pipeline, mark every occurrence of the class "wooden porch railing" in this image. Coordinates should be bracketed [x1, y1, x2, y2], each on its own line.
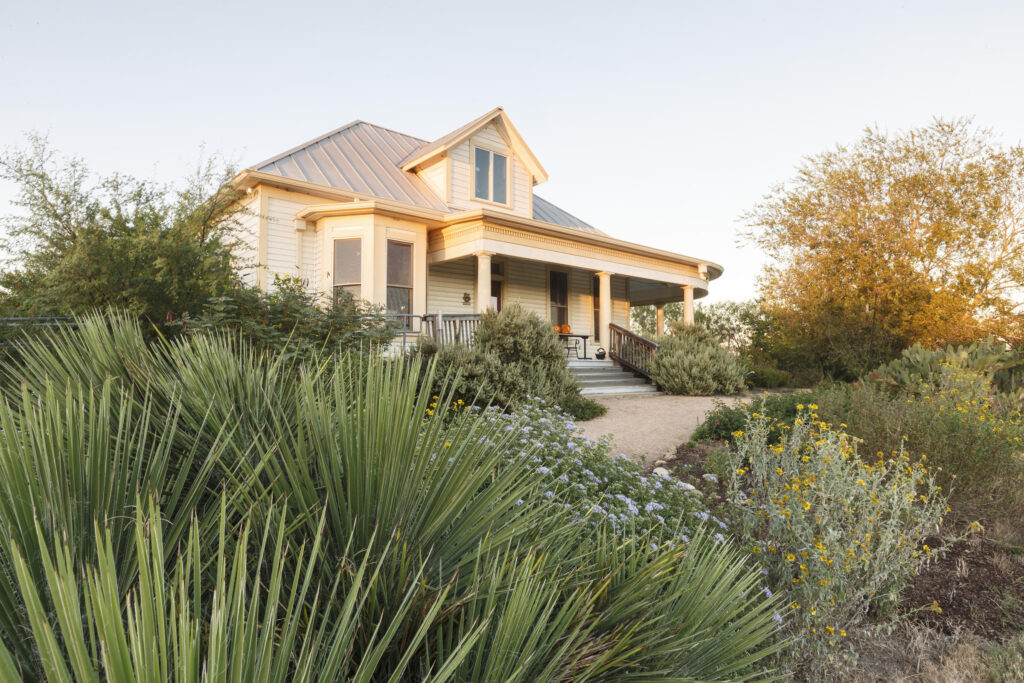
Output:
[423, 313, 481, 347]
[608, 323, 658, 379]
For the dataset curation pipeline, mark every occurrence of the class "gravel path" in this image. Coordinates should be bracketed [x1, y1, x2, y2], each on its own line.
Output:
[578, 394, 744, 465]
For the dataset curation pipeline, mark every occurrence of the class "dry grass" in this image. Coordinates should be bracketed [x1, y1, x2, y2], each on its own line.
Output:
[801, 622, 1024, 682]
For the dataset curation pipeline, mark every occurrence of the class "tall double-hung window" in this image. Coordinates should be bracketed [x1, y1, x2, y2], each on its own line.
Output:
[473, 147, 508, 204]
[386, 240, 413, 315]
[333, 239, 361, 301]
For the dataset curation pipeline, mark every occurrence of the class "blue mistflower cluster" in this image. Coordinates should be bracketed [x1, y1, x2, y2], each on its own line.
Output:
[475, 398, 723, 543]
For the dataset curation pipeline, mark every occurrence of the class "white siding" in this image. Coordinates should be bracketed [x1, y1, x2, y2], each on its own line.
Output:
[447, 122, 532, 218]
[265, 197, 305, 287]
[504, 259, 547, 314]
[427, 259, 476, 312]
[417, 160, 446, 202]
[612, 276, 629, 327]
[234, 195, 260, 286]
[301, 230, 318, 289]
[569, 269, 595, 338]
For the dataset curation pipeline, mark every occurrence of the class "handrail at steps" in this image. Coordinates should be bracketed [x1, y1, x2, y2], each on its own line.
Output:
[608, 323, 658, 379]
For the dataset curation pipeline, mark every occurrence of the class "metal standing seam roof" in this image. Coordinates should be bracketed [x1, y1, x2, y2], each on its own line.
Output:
[252, 119, 603, 235]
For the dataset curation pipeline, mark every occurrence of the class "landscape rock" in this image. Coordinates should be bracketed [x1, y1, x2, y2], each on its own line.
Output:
[653, 467, 672, 478]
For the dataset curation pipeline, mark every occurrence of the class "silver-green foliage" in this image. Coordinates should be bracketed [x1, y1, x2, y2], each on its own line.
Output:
[651, 324, 747, 395]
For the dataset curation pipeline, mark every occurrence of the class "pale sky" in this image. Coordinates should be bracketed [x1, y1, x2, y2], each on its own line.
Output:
[3, 0, 1024, 303]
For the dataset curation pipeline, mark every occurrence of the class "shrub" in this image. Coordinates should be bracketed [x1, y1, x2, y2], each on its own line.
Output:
[651, 323, 746, 395]
[814, 367, 1024, 519]
[725, 408, 955, 670]
[867, 337, 1024, 394]
[748, 364, 792, 388]
[174, 275, 394, 359]
[419, 304, 605, 421]
[692, 391, 820, 444]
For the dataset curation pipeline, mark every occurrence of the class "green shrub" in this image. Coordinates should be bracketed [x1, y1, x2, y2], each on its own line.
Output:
[418, 304, 605, 421]
[174, 275, 394, 359]
[726, 408, 956, 671]
[814, 368, 1024, 519]
[651, 324, 746, 395]
[692, 391, 820, 444]
[748, 364, 792, 388]
[0, 312, 783, 680]
[866, 337, 1024, 394]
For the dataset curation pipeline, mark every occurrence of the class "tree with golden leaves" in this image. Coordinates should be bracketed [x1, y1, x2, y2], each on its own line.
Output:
[744, 118, 1024, 380]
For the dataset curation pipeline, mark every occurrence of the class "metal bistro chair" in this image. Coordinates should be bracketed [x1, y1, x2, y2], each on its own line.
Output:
[554, 323, 585, 360]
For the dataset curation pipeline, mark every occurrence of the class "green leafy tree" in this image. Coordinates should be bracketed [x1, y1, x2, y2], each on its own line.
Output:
[744, 118, 1024, 379]
[0, 134, 243, 325]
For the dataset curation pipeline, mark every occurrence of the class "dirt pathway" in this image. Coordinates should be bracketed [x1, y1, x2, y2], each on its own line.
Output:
[578, 394, 743, 465]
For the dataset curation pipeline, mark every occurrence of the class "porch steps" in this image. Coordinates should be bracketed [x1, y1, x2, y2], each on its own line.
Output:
[568, 359, 659, 396]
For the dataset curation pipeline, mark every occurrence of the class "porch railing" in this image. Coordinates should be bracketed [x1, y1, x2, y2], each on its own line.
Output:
[383, 313, 482, 349]
[423, 313, 482, 346]
[608, 323, 658, 379]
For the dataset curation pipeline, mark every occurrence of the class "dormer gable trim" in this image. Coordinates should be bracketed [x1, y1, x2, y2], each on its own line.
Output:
[400, 107, 549, 184]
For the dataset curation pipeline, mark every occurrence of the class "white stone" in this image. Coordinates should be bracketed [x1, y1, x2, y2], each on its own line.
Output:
[654, 459, 667, 467]
[678, 481, 697, 491]
[653, 467, 672, 478]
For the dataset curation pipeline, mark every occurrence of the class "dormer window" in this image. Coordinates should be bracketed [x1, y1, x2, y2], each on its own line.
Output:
[473, 147, 508, 205]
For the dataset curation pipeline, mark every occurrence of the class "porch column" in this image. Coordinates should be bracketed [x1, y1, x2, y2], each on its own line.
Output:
[475, 251, 492, 314]
[597, 271, 612, 349]
[682, 285, 694, 326]
[656, 303, 665, 336]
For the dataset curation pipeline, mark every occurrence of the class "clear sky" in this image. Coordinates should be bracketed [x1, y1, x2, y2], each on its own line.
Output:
[3, 0, 1024, 302]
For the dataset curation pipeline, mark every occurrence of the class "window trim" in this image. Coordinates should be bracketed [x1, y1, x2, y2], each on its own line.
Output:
[333, 238, 362, 302]
[471, 144, 512, 208]
[385, 239, 414, 316]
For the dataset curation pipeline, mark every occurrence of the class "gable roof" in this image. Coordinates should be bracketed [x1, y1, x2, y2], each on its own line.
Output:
[251, 116, 600, 234]
[399, 107, 548, 183]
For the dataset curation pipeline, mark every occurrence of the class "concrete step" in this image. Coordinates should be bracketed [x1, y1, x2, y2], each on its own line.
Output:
[578, 376, 649, 388]
[581, 384, 660, 396]
[567, 359, 614, 368]
[569, 368, 630, 378]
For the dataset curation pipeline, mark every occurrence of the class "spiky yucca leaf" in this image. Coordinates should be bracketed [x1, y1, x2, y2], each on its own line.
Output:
[4, 498, 482, 682]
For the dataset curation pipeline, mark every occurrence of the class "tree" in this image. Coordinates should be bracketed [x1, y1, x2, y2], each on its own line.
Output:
[0, 134, 244, 325]
[744, 118, 1024, 379]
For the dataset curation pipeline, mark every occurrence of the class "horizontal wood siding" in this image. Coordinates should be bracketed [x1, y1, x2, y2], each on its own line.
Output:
[266, 197, 305, 286]
[234, 195, 260, 286]
[504, 259, 547, 317]
[447, 122, 532, 218]
[301, 230, 318, 289]
[418, 160, 446, 202]
[612, 276, 630, 328]
[569, 269, 594, 337]
[427, 259, 475, 313]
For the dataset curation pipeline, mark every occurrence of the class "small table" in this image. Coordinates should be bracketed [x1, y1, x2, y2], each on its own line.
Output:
[558, 333, 590, 359]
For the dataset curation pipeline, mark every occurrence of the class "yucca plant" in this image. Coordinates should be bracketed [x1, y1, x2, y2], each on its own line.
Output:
[0, 498, 481, 682]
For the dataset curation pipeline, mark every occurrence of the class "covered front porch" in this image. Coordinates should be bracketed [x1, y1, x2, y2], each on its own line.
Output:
[423, 249, 705, 358]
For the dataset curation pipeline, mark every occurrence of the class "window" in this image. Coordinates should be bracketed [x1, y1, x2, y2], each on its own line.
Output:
[386, 240, 413, 315]
[549, 270, 568, 327]
[333, 239, 361, 301]
[490, 280, 502, 312]
[592, 275, 600, 338]
[473, 147, 508, 204]
[490, 261, 504, 312]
